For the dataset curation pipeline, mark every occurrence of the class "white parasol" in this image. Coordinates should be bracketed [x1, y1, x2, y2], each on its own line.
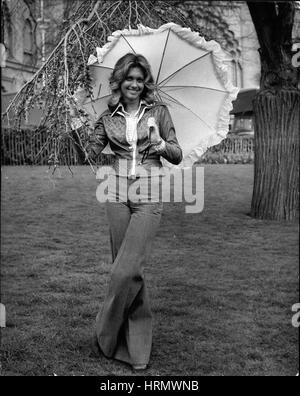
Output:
[82, 23, 239, 166]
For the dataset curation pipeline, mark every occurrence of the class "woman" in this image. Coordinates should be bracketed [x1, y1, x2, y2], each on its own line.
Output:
[72, 53, 182, 370]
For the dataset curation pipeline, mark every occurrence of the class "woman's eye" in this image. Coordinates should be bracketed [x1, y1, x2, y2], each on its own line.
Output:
[125, 77, 144, 83]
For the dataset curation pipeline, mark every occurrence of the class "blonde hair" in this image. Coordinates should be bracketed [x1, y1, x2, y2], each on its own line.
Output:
[108, 53, 155, 108]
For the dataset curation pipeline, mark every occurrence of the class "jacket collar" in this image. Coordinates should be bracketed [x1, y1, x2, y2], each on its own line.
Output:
[110, 99, 153, 117]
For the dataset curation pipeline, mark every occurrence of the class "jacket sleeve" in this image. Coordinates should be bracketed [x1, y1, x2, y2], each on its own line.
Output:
[157, 105, 183, 165]
[85, 116, 109, 162]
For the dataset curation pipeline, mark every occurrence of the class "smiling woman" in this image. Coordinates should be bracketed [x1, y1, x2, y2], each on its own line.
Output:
[108, 53, 155, 108]
[120, 67, 145, 103]
[70, 53, 183, 371]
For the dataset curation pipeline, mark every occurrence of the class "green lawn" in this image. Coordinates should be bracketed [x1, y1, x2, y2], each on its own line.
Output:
[0, 165, 298, 376]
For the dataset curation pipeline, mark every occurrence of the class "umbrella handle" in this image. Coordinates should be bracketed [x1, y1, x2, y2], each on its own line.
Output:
[140, 145, 151, 164]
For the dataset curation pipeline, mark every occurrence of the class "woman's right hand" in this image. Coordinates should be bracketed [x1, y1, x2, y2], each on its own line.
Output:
[67, 100, 76, 117]
[74, 86, 87, 107]
[67, 86, 87, 116]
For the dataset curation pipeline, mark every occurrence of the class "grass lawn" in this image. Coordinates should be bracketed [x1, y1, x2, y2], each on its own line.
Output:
[0, 165, 298, 376]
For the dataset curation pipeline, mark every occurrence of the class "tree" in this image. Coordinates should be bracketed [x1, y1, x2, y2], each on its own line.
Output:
[247, 1, 299, 221]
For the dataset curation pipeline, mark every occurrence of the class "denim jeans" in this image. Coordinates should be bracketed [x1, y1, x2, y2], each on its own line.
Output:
[95, 197, 163, 366]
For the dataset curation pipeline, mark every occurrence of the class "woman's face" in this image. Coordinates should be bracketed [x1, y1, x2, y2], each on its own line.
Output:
[120, 66, 145, 103]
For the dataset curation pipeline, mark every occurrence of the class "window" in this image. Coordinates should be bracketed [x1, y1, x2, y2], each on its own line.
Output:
[230, 59, 243, 88]
[223, 52, 243, 88]
[2, 22, 12, 58]
[23, 19, 34, 65]
[234, 116, 253, 132]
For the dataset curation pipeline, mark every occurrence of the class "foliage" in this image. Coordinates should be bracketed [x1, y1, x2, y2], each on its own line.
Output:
[198, 151, 254, 165]
[197, 136, 255, 164]
[176, 0, 241, 59]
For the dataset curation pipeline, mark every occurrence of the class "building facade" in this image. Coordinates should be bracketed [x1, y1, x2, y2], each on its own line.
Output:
[2, 0, 39, 92]
[1, 0, 67, 93]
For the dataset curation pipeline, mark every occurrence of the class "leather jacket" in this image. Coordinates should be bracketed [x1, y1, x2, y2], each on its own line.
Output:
[86, 100, 183, 177]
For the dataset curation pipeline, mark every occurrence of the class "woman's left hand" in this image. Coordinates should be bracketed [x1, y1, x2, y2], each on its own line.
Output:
[147, 117, 162, 145]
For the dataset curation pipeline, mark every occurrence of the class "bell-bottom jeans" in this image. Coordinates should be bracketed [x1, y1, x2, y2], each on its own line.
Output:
[95, 179, 163, 366]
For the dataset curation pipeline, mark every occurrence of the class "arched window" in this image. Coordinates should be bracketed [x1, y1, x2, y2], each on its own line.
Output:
[231, 59, 243, 88]
[23, 19, 34, 65]
[2, 26, 12, 58]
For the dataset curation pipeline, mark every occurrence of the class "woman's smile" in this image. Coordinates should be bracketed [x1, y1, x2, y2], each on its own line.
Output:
[126, 88, 140, 95]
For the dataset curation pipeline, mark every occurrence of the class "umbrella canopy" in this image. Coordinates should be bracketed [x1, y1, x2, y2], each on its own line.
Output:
[83, 23, 239, 166]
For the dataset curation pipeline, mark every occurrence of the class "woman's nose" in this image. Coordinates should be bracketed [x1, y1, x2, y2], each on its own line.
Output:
[131, 79, 138, 87]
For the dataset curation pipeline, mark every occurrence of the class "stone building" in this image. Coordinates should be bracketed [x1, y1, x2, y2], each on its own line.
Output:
[219, 1, 261, 89]
[1, 0, 71, 93]
[1, 0, 40, 92]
